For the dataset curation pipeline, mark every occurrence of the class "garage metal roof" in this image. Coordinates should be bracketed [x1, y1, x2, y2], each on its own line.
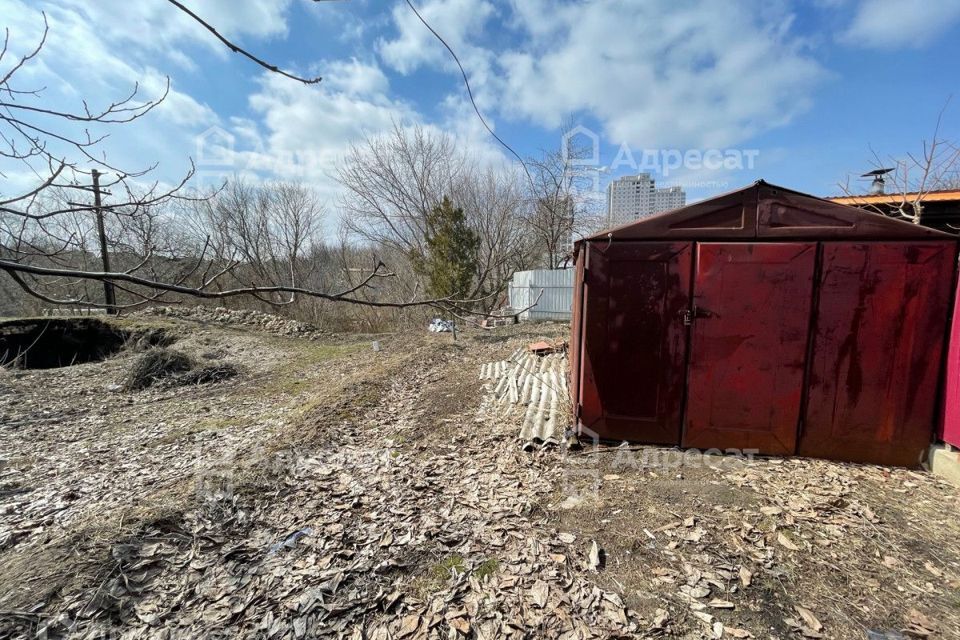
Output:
[583, 180, 953, 242]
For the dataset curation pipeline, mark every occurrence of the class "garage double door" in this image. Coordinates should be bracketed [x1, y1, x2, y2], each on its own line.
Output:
[576, 240, 954, 466]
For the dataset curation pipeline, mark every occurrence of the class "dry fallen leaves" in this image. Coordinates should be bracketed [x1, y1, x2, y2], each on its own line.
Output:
[530, 580, 549, 608]
[397, 614, 421, 638]
[795, 605, 823, 632]
[777, 532, 801, 551]
[708, 599, 735, 609]
[905, 608, 937, 637]
[588, 541, 602, 572]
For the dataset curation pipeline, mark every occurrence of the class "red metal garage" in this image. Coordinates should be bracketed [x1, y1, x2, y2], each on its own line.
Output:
[570, 181, 957, 466]
[939, 279, 960, 448]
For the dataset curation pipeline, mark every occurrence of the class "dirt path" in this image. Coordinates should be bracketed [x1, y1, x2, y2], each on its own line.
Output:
[3, 322, 642, 639]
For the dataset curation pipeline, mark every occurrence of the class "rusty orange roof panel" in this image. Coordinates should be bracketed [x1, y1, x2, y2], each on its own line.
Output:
[828, 189, 960, 206]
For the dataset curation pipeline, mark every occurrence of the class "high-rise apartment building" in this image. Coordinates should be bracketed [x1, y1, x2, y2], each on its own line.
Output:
[606, 173, 685, 226]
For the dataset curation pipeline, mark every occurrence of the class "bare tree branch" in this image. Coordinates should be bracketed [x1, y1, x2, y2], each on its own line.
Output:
[837, 97, 960, 227]
[0, 258, 484, 310]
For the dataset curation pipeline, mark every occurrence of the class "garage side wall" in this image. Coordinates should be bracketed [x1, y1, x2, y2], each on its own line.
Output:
[943, 275, 960, 448]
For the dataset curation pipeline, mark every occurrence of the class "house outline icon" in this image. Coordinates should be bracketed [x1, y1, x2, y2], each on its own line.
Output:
[562, 124, 600, 167]
[196, 125, 235, 167]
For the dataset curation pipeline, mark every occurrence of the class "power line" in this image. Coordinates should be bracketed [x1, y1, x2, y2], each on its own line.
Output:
[165, 0, 322, 85]
[404, 0, 535, 188]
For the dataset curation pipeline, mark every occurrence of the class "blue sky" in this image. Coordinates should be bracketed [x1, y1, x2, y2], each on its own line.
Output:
[2, 0, 960, 220]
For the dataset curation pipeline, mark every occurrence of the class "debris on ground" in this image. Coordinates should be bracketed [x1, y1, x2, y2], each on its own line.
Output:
[480, 348, 570, 450]
[0, 320, 373, 638]
[170, 361, 242, 386]
[554, 441, 960, 639]
[527, 338, 566, 356]
[139, 305, 324, 339]
[128, 327, 175, 351]
[0, 321, 642, 638]
[120, 347, 194, 390]
[480, 309, 517, 328]
[428, 318, 455, 333]
[267, 527, 315, 555]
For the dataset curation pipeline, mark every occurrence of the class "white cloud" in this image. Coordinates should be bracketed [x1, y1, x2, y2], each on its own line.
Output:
[0, 0, 508, 221]
[377, 0, 503, 115]
[377, 0, 495, 75]
[436, 94, 514, 168]
[218, 62, 419, 203]
[0, 0, 849, 215]
[378, 1, 825, 150]
[505, 2, 823, 148]
[0, 2, 218, 127]
[0, 0, 220, 199]
[212, 61, 511, 222]
[842, 0, 960, 48]
[0, 0, 299, 135]
[323, 58, 390, 96]
[58, 0, 294, 61]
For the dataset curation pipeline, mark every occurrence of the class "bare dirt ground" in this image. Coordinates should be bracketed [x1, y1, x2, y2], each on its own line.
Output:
[1, 315, 960, 639]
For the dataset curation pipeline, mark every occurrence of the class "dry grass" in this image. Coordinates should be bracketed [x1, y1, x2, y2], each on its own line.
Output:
[120, 348, 193, 390]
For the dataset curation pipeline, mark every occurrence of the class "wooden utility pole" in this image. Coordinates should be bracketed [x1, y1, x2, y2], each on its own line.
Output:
[91, 169, 117, 314]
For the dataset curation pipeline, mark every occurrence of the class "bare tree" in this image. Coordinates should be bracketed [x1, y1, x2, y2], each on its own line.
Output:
[338, 124, 539, 310]
[523, 123, 602, 268]
[338, 122, 464, 257]
[329, 238, 430, 332]
[183, 180, 324, 305]
[840, 99, 960, 225]
[0, 17, 517, 318]
[0, 15, 195, 213]
[452, 165, 534, 308]
[0, 13, 206, 311]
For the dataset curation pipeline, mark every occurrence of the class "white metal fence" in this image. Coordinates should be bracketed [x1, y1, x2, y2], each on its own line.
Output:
[508, 268, 574, 321]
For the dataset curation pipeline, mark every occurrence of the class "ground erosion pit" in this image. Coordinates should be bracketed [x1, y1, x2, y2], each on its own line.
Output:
[0, 318, 167, 369]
